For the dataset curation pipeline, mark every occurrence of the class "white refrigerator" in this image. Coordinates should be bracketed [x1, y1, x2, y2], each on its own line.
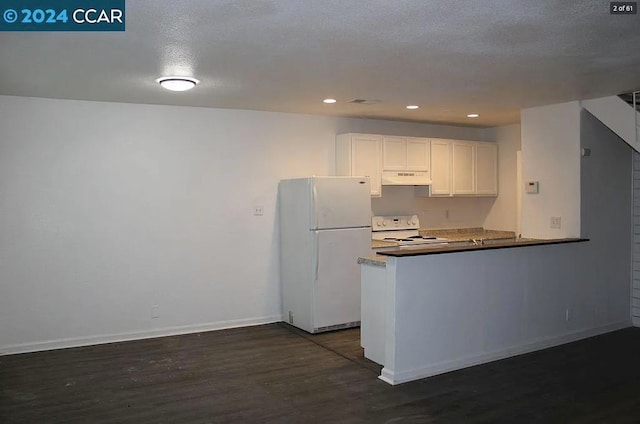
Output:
[279, 176, 372, 333]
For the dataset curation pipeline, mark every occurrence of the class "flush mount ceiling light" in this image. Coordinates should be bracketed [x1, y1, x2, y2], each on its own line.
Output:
[406, 105, 419, 110]
[467, 113, 479, 118]
[323, 98, 337, 104]
[156, 76, 200, 92]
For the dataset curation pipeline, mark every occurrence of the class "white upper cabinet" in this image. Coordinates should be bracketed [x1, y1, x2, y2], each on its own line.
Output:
[429, 139, 452, 196]
[336, 133, 382, 197]
[475, 142, 498, 195]
[382, 136, 407, 170]
[452, 141, 476, 195]
[337, 133, 496, 198]
[382, 137, 430, 172]
[406, 138, 430, 171]
[425, 139, 498, 197]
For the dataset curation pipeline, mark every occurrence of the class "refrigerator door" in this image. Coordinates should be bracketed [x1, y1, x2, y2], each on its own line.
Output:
[311, 227, 371, 331]
[310, 177, 371, 230]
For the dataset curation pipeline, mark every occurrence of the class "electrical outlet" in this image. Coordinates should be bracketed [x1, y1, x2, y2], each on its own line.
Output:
[253, 205, 264, 216]
[151, 305, 160, 319]
[550, 216, 561, 229]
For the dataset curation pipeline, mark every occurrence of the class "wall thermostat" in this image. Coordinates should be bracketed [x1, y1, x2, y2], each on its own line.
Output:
[525, 181, 539, 194]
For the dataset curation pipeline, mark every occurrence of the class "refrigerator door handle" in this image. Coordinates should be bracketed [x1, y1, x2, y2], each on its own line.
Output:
[315, 237, 319, 281]
[312, 183, 318, 229]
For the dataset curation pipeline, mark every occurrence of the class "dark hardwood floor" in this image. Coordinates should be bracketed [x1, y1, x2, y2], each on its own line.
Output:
[2, 323, 640, 423]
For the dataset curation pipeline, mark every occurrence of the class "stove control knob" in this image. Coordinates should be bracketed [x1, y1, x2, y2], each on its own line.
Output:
[412, 219, 417, 225]
[376, 221, 382, 227]
[382, 221, 387, 227]
[407, 220, 412, 225]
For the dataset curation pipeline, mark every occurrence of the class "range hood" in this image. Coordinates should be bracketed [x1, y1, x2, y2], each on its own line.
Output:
[381, 170, 431, 186]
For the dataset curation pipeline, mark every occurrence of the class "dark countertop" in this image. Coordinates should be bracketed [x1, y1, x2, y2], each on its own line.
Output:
[375, 238, 589, 257]
[371, 228, 516, 250]
[358, 256, 388, 267]
[418, 228, 516, 242]
[371, 239, 399, 249]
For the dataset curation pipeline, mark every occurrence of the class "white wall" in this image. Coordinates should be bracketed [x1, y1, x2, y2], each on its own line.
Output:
[579, 109, 633, 328]
[0, 95, 488, 353]
[521, 102, 581, 238]
[581, 96, 639, 151]
[483, 124, 521, 232]
[372, 187, 496, 229]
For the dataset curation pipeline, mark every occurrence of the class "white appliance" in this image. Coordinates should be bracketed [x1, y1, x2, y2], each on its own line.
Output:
[279, 176, 372, 333]
[381, 170, 431, 186]
[371, 215, 448, 249]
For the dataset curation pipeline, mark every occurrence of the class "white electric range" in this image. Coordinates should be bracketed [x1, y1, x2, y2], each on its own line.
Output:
[371, 215, 448, 249]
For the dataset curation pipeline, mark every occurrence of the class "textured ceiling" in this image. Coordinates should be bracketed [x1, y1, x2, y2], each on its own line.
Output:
[1, 0, 639, 127]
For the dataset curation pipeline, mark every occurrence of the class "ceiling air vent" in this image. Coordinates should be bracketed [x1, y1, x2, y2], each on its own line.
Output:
[347, 98, 381, 105]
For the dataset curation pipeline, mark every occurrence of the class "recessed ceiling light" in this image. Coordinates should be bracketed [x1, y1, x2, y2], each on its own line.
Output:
[156, 76, 200, 92]
[323, 98, 337, 104]
[467, 113, 479, 118]
[406, 105, 419, 110]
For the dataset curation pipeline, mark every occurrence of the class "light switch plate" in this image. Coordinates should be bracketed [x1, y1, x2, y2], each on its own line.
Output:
[525, 181, 539, 194]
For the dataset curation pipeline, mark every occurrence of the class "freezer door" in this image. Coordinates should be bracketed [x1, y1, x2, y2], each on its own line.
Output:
[310, 177, 371, 230]
[311, 227, 371, 330]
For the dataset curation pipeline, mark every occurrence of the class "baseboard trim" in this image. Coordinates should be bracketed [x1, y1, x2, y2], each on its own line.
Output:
[0, 315, 283, 356]
[379, 320, 631, 385]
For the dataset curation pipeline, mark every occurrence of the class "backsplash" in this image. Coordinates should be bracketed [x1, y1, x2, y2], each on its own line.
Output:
[371, 186, 497, 229]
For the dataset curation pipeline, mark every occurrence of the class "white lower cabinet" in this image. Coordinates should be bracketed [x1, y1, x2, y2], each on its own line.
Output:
[360, 263, 386, 365]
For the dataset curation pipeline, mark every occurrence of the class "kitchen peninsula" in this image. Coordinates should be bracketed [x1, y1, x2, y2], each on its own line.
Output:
[359, 237, 603, 385]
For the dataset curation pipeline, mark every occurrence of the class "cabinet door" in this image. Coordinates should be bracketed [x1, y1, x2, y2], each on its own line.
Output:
[452, 141, 475, 195]
[382, 136, 407, 170]
[352, 135, 382, 197]
[430, 139, 451, 196]
[406, 138, 430, 171]
[475, 142, 498, 195]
